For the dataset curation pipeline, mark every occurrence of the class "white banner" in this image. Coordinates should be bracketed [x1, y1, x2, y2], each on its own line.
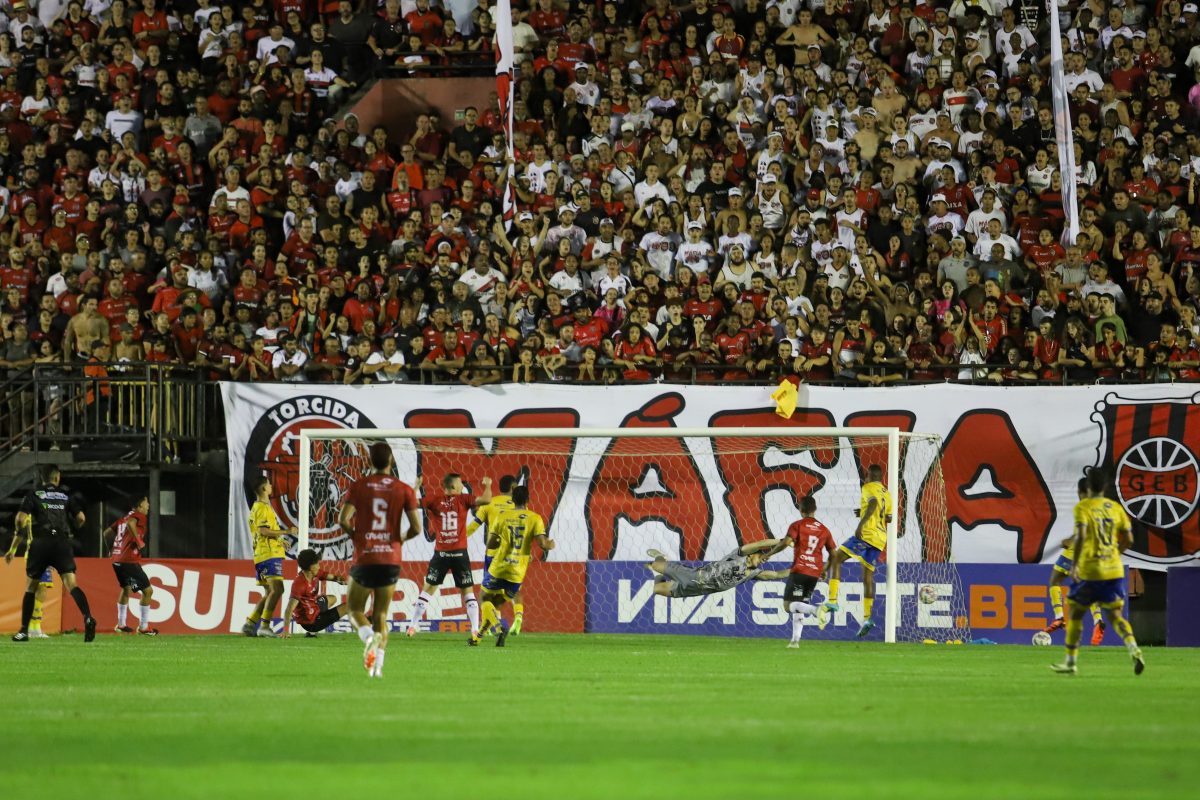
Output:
[220, 383, 1200, 570]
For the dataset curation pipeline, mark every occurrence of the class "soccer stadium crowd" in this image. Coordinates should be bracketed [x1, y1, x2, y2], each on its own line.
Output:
[1, 0, 1200, 391]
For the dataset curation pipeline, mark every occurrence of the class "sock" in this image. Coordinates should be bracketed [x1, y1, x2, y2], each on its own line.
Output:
[70, 587, 92, 620]
[20, 591, 35, 633]
[828, 579, 840, 602]
[246, 609, 262, 625]
[1112, 615, 1138, 651]
[261, 601, 274, 624]
[374, 649, 386, 676]
[411, 592, 431, 627]
[513, 601, 524, 619]
[1049, 585, 1064, 619]
[790, 612, 805, 642]
[30, 596, 43, 632]
[863, 596, 874, 620]
[117, 603, 128, 627]
[1065, 614, 1083, 665]
[788, 601, 817, 616]
[357, 624, 374, 644]
[138, 602, 151, 630]
[479, 600, 500, 636]
[1090, 605, 1103, 626]
[465, 597, 480, 636]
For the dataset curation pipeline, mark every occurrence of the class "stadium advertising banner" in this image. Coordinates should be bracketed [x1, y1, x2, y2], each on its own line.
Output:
[50, 559, 583, 635]
[222, 383, 1200, 572]
[587, 562, 1083, 645]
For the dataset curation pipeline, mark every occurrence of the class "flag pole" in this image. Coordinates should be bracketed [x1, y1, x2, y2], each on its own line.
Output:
[1048, 5, 1080, 246]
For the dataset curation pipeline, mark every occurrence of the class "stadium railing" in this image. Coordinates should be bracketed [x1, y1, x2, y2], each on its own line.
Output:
[0, 363, 224, 468]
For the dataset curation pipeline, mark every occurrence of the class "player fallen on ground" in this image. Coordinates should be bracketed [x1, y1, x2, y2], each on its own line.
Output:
[472, 485, 552, 647]
[6, 516, 51, 638]
[467, 474, 524, 634]
[408, 472, 493, 638]
[1051, 470, 1144, 676]
[819, 464, 893, 638]
[104, 496, 157, 635]
[339, 442, 421, 677]
[779, 495, 836, 648]
[8, 464, 97, 642]
[281, 548, 349, 638]
[1042, 478, 1107, 645]
[242, 476, 296, 638]
[645, 538, 790, 599]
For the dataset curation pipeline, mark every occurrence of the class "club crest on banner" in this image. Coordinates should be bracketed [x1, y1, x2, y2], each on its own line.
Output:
[1091, 393, 1200, 566]
[243, 396, 379, 560]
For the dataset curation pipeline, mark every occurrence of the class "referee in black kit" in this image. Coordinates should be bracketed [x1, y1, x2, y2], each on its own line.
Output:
[5, 465, 97, 642]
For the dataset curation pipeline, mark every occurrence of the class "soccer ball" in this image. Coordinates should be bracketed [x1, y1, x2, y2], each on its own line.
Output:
[1031, 631, 1053, 646]
[917, 585, 938, 604]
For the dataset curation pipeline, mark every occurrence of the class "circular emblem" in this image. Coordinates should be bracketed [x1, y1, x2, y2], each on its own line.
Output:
[1115, 436, 1200, 529]
[243, 396, 381, 560]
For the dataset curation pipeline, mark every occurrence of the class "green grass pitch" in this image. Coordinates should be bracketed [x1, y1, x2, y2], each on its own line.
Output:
[2, 634, 1197, 799]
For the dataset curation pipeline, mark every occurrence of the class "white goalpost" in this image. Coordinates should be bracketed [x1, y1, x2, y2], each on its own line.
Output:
[296, 427, 969, 645]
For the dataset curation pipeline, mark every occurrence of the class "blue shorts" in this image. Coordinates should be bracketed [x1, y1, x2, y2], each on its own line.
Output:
[1068, 578, 1126, 609]
[1052, 554, 1074, 575]
[483, 554, 493, 573]
[255, 557, 284, 583]
[482, 571, 521, 599]
[839, 538, 882, 571]
[38, 568, 52, 585]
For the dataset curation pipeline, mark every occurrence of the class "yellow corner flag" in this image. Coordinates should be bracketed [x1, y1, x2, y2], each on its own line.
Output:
[771, 379, 798, 419]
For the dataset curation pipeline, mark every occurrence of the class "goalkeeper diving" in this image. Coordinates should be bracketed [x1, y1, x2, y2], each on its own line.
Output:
[646, 539, 791, 598]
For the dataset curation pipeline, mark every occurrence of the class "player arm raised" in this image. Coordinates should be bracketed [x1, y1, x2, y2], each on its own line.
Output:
[738, 538, 787, 556]
[752, 569, 790, 580]
[472, 477, 493, 508]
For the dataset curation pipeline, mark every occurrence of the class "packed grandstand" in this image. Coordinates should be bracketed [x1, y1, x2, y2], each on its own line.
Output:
[0, 0, 1197, 390]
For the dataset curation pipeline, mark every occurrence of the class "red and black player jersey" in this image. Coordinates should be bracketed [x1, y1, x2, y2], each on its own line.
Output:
[785, 517, 835, 577]
[421, 492, 475, 552]
[111, 510, 149, 564]
[289, 569, 334, 626]
[346, 474, 417, 566]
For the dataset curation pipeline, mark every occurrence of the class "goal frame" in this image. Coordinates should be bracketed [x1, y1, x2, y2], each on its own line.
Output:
[298, 426, 906, 642]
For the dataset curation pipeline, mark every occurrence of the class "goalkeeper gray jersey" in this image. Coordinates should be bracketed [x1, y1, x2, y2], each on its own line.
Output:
[693, 550, 761, 593]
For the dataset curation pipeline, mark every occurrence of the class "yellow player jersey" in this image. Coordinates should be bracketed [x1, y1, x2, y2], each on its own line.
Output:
[858, 481, 891, 550]
[487, 508, 546, 583]
[476, 494, 515, 557]
[249, 501, 286, 562]
[1073, 497, 1130, 581]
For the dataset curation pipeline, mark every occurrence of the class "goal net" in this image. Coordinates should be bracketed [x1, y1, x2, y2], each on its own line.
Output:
[293, 427, 970, 644]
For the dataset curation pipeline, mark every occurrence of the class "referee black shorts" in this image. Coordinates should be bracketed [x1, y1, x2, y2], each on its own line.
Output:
[424, 550, 473, 589]
[25, 535, 75, 580]
[112, 562, 151, 592]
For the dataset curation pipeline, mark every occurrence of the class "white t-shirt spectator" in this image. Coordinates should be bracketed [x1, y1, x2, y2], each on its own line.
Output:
[633, 178, 671, 210]
[365, 349, 406, 382]
[459, 267, 506, 303]
[548, 269, 585, 300]
[256, 34, 296, 64]
[272, 348, 308, 381]
[104, 107, 143, 139]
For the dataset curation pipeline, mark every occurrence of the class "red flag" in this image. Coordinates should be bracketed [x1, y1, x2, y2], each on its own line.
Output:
[495, 0, 516, 230]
